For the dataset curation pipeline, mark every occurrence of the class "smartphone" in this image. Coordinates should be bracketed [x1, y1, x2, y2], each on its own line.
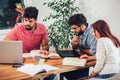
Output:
[12, 63, 23, 68]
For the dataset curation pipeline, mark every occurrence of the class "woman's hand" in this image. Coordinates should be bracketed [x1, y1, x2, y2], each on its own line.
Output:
[80, 54, 89, 59]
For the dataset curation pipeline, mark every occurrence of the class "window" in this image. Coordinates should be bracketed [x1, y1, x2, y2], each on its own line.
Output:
[0, 0, 24, 30]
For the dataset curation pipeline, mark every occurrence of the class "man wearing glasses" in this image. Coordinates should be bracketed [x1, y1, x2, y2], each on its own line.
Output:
[60, 13, 97, 80]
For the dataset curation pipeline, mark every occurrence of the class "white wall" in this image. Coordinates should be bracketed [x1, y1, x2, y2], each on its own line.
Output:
[24, 0, 53, 26]
[1, 0, 120, 40]
[27, 0, 120, 39]
[0, 29, 11, 41]
[79, 0, 120, 39]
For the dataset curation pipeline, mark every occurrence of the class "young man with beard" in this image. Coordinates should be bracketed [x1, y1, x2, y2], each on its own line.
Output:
[4, 6, 54, 80]
[60, 14, 97, 80]
[4, 6, 48, 54]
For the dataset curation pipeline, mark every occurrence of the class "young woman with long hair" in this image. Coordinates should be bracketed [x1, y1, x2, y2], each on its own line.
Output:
[88, 20, 120, 79]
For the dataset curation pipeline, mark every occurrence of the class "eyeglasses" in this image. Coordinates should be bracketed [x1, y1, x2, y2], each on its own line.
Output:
[72, 26, 80, 30]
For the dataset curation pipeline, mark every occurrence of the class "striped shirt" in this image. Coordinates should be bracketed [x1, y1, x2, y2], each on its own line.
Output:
[79, 24, 97, 55]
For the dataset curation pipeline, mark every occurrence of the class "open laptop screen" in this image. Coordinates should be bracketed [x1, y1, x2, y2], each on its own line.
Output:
[49, 36, 79, 58]
[58, 50, 80, 58]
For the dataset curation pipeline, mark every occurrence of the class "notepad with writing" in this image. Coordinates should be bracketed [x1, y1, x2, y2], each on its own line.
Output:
[62, 57, 87, 66]
[17, 64, 59, 76]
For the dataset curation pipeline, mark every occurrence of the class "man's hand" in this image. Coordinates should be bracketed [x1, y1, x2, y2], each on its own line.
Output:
[72, 35, 79, 42]
[39, 50, 49, 56]
[72, 36, 79, 49]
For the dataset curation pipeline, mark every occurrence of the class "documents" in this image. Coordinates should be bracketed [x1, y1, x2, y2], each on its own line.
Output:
[17, 64, 59, 76]
[62, 57, 87, 66]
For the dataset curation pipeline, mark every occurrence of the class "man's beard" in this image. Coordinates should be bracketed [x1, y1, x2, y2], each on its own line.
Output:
[76, 30, 84, 36]
[25, 25, 33, 30]
[79, 31, 84, 35]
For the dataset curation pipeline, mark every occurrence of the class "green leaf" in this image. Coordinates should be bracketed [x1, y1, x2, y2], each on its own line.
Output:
[43, 0, 79, 49]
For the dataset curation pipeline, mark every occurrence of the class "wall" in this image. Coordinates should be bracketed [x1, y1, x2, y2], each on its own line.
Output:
[28, 0, 120, 39]
[0, 29, 11, 41]
[79, 0, 120, 39]
[24, 0, 53, 26]
[1, 0, 120, 40]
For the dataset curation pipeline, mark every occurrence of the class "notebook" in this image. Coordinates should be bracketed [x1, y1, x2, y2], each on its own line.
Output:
[0, 41, 23, 64]
[62, 57, 87, 66]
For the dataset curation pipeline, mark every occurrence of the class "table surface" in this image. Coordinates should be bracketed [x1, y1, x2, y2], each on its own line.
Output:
[0, 58, 96, 80]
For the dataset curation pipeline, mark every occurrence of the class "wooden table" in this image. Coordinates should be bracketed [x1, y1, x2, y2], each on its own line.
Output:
[0, 58, 96, 80]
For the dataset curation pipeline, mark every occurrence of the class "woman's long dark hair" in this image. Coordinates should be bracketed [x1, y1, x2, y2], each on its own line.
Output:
[92, 20, 120, 48]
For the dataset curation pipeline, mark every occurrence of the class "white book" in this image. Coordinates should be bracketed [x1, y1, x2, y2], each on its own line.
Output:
[23, 50, 60, 58]
[17, 64, 59, 76]
[62, 57, 87, 66]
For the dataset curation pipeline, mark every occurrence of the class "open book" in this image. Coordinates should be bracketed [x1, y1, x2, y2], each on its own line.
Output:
[23, 50, 60, 58]
[17, 64, 59, 76]
[62, 57, 87, 66]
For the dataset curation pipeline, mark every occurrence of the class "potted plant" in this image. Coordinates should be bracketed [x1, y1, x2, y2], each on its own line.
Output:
[43, 0, 79, 49]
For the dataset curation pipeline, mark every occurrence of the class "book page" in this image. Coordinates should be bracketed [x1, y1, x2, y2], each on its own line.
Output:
[23, 50, 60, 58]
[17, 64, 59, 76]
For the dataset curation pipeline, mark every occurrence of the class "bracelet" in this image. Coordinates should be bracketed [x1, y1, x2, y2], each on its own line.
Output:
[75, 48, 81, 53]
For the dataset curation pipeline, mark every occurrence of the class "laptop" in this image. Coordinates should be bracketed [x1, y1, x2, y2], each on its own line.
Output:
[55, 49, 79, 58]
[50, 36, 79, 58]
[0, 41, 23, 64]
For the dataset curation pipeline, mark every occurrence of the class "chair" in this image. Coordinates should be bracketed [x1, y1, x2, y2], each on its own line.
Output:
[108, 72, 120, 80]
[88, 72, 120, 80]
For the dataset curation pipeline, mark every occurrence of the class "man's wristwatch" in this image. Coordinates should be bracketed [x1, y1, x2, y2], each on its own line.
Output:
[74, 48, 81, 54]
